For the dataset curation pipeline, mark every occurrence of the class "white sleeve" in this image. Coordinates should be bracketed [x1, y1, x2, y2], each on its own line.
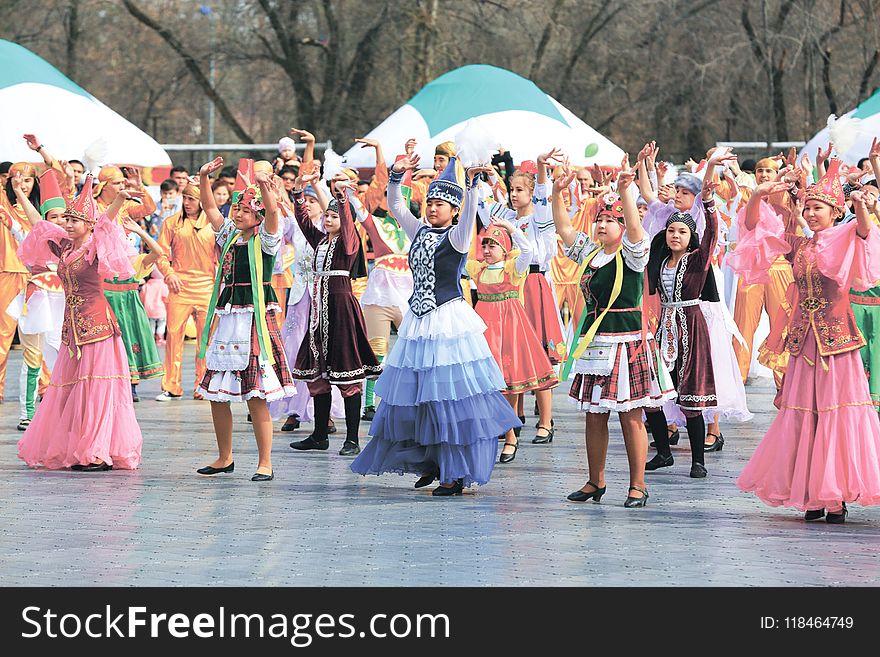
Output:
[621, 233, 650, 272]
[510, 227, 532, 275]
[387, 171, 424, 239]
[449, 186, 480, 254]
[562, 230, 597, 265]
[259, 218, 283, 255]
[345, 188, 370, 223]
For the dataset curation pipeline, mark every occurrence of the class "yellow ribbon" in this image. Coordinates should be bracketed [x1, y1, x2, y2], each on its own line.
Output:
[570, 246, 624, 361]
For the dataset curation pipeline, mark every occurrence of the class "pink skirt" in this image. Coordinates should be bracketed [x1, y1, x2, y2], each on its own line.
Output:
[17, 335, 143, 470]
[737, 330, 880, 511]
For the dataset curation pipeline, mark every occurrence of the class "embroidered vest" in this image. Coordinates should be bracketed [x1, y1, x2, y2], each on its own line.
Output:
[579, 255, 644, 335]
[58, 245, 119, 348]
[407, 225, 466, 317]
[787, 241, 865, 356]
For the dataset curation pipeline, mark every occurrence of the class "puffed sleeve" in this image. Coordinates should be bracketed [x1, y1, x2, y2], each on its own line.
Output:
[17, 221, 69, 269]
[725, 199, 792, 285]
[89, 214, 136, 279]
[563, 230, 597, 265]
[815, 220, 880, 292]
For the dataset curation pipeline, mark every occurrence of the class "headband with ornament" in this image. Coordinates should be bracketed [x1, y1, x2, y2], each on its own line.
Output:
[481, 225, 512, 254]
[230, 158, 266, 218]
[596, 191, 625, 223]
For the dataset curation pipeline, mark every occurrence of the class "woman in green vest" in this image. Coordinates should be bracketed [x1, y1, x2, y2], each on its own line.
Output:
[553, 165, 675, 508]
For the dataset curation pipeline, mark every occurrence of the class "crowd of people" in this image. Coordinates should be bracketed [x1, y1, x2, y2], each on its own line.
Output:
[2, 127, 880, 522]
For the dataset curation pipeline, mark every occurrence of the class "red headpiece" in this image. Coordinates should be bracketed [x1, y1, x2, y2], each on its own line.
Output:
[63, 175, 97, 224]
[517, 160, 538, 175]
[595, 191, 625, 222]
[481, 225, 512, 254]
[805, 158, 845, 210]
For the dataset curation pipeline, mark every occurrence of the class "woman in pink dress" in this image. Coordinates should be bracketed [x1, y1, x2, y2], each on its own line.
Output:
[729, 159, 880, 523]
[17, 175, 144, 471]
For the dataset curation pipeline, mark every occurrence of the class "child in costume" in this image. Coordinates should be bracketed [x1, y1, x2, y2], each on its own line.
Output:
[730, 159, 880, 523]
[195, 157, 296, 482]
[351, 154, 521, 496]
[287, 173, 382, 457]
[466, 219, 558, 464]
[17, 176, 144, 471]
[554, 165, 675, 508]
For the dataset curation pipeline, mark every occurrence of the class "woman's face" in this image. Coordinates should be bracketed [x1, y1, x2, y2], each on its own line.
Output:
[434, 154, 450, 172]
[481, 239, 505, 264]
[305, 196, 322, 223]
[666, 222, 692, 253]
[425, 199, 456, 227]
[637, 204, 648, 220]
[509, 179, 532, 211]
[231, 204, 261, 232]
[182, 195, 201, 218]
[65, 215, 90, 241]
[323, 210, 341, 234]
[674, 186, 696, 211]
[213, 185, 229, 207]
[594, 215, 623, 244]
[18, 175, 35, 197]
[802, 200, 839, 232]
[45, 208, 65, 226]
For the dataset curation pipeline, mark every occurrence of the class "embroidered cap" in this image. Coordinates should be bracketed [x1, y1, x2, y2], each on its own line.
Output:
[426, 156, 464, 209]
[805, 158, 845, 210]
[666, 211, 697, 234]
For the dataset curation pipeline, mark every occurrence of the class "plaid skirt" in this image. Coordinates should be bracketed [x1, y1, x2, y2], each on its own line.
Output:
[569, 337, 676, 413]
[198, 310, 296, 403]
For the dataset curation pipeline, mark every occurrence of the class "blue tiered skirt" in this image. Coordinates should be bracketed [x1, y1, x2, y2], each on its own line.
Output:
[351, 298, 522, 487]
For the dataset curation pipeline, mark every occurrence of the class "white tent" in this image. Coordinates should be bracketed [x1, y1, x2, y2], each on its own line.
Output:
[0, 39, 170, 167]
[343, 64, 624, 169]
[801, 88, 880, 166]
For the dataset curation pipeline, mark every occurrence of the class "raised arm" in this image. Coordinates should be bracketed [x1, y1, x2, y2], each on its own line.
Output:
[551, 167, 579, 247]
[255, 170, 278, 236]
[495, 218, 532, 275]
[122, 217, 164, 266]
[355, 138, 389, 214]
[291, 128, 315, 167]
[333, 181, 360, 255]
[198, 157, 226, 231]
[122, 167, 157, 219]
[743, 181, 790, 231]
[450, 165, 493, 253]
[387, 153, 425, 239]
[23, 133, 54, 168]
[618, 167, 645, 244]
[291, 172, 325, 248]
[850, 190, 874, 240]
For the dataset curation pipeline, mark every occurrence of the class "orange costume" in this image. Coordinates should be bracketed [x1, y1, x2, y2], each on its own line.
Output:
[155, 184, 217, 398]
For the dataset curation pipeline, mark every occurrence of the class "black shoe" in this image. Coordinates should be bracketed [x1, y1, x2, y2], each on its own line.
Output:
[532, 425, 554, 444]
[131, 391, 139, 403]
[17, 419, 30, 431]
[246, 413, 252, 423]
[75, 461, 112, 472]
[196, 462, 234, 475]
[339, 440, 361, 456]
[361, 405, 376, 421]
[432, 479, 464, 496]
[499, 441, 518, 464]
[650, 428, 679, 448]
[645, 453, 674, 471]
[327, 420, 337, 434]
[826, 503, 848, 524]
[251, 470, 274, 481]
[567, 482, 606, 502]
[690, 463, 708, 478]
[533, 401, 539, 416]
[280, 416, 301, 431]
[804, 509, 826, 521]
[704, 432, 724, 452]
[414, 471, 438, 489]
[289, 435, 329, 450]
[535, 418, 555, 429]
[623, 486, 649, 508]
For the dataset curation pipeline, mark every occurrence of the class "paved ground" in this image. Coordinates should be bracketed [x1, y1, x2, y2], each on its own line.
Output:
[1, 342, 878, 587]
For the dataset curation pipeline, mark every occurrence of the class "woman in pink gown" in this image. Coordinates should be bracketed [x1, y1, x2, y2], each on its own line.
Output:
[17, 175, 144, 471]
[729, 159, 880, 523]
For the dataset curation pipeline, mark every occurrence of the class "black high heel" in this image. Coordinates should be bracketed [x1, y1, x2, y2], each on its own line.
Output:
[414, 468, 439, 488]
[499, 441, 518, 464]
[432, 479, 464, 496]
[624, 486, 649, 508]
[532, 425, 554, 444]
[704, 432, 724, 452]
[567, 482, 606, 502]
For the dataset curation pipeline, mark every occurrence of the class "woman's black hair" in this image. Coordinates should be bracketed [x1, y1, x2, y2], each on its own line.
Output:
[5, 170, 40, 212]
[646, 223, 719, 303]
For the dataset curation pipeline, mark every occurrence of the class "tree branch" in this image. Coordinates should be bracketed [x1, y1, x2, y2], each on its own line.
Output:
[120, 0, 254, 142]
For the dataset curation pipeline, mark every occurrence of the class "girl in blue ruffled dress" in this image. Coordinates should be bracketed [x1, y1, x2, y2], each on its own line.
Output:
[350, 152, 522, 496]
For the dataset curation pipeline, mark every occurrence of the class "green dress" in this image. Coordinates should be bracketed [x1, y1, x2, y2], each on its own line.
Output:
[103, 255, 163, 383]
[851, 284, 880, 408]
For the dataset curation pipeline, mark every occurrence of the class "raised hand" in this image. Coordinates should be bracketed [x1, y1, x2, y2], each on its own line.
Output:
[490, 217, 516, 233]
[617, 167, 636, 191]
[199, 157, 224, 177]
[121, 218, 145, 235]
[707, 146, 736, 168]
[466, 163, 494, 185]
[658, 184, 674, 204]
[846, 166, 868, 186]
[816, 142, 833, 167]
[254, 170, 273, 186]
[122, 166, 143, 189]
[23, 134, 41, 151]
[537, 147, 564, 166]
[755, 180, 791, 197]
[404, 138, 417, 156]
[333, 179, 357, 196]
[355, 138, 380, 149]
[799, 153, 814, 177]
[656, 160, 669, 181]
[684, 158, 698, 172]
[870, 136, 880, 160]
[392, 153, 420, 173]
[850, 189, 867, 208]
[290, 128, 316, 143]
[10, 170, 23, 193]
[294, 172, 319, 191]
[552, 167, 576, 194]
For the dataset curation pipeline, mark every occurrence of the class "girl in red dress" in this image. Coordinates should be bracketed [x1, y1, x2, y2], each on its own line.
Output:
[466, 219, 559, 463]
